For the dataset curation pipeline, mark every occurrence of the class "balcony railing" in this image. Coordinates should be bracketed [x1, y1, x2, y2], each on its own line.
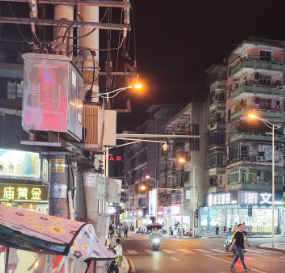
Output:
[167, 169, 176, 177]
[231, 84, 285, 101]
[208, 122, 226, 132]
[231, 59, 285, 78]
[210, 101, 226, 113]
[210, 80, 227, 92]
[230, 133, 284, 143]
[184, 142, 190, 152]
[231, 109, 284, 121]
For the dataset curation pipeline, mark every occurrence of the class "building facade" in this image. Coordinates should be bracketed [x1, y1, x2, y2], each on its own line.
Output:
[204, 37, 285, 234]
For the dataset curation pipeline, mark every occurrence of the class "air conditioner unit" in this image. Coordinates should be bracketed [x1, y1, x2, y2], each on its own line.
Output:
[256, 156, 264, 161]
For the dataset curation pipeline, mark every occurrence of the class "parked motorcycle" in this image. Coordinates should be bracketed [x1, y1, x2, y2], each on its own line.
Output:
[184, 228, 193, 237]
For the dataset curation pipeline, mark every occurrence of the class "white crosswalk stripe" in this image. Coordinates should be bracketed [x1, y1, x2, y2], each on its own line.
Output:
[194, 249, 212, 254]
[178, 249, 194, 254]
[143, 249, 154, 254]
[127, 250, 138, 254]
[246, 249, 264, 253]
[210, 249, 225, 253]
[161, 249, 175, 253]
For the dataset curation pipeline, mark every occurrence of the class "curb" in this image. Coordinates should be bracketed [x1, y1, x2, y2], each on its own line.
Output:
[125, 256, 135, 273]
[259, 245, 285, 253]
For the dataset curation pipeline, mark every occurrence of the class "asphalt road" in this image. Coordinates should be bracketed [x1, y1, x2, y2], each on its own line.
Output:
[121, 233, 285, 273]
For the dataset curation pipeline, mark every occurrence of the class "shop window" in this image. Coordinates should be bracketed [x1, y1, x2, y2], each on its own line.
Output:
[260, 50, 272, 62]
[210, 178, 214, 186]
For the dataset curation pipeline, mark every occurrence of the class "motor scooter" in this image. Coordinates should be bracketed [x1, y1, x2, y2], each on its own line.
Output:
[150, 235, 162, 251]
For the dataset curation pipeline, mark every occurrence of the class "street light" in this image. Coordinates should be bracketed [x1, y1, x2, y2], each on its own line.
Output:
[249, 113, 281, 248]
[98, 84, 143, 101]
[145, 175, 159, 188]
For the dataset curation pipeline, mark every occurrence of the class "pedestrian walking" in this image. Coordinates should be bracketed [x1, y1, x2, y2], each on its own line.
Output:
[124, 225, 128, 237]
[229, 224, 251, 272]
[215, 224, 219, 236]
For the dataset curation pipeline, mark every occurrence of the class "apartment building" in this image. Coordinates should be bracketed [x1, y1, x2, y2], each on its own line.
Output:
[122, 104, 182, 228]
[204, 37, 285, 235]
[158, 102, 209, 234]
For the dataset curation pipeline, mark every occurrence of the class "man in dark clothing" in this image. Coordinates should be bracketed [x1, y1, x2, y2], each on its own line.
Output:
[124, 225, 128, 237]
[229, 224, 251, 272]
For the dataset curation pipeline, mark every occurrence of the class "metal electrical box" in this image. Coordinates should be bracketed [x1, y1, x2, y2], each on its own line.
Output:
[22, 53, 84, 141]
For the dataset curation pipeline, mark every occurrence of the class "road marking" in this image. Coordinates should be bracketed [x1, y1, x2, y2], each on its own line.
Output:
[170, 257, 180, 261]
[143, 249, 153, 254]
[127, 250, 138, 254]
[194, 249, 212, 253]
[210, 249, 226, 253]
[206, 255, 267, 273]
[161, 249, 175, 253]
[259, 255, 285, 263]
[246, 249, 264, 253]
[177, 249, 194, 254]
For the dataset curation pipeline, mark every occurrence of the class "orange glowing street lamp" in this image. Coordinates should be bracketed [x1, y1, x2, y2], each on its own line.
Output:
[140, 185, 146, 191]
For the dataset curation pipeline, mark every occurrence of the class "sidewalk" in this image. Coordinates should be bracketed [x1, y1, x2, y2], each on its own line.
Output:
[259, 243, 285, 253]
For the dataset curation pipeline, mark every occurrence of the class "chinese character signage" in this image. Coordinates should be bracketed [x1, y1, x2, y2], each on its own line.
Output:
[238, 191, 282, 206]
[206, 191, 282, 206]
[0, 149, 40, 179]
[207, 192, 238, 207]
[0, 184, 48, 203]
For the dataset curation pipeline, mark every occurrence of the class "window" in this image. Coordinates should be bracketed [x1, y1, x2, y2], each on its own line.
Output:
[209, 132, 225, 146]
[259, 75, 271, 86]
[259, 98, 271, 110]
[260, 50, 272, 62]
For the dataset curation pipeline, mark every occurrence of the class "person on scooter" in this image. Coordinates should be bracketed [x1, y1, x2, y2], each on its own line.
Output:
[149, 227, 161, 246]
[226, 228, 233, 241]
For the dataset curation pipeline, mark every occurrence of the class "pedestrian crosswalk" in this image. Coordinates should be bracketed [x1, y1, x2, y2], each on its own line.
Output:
[124, 248, 274, 255]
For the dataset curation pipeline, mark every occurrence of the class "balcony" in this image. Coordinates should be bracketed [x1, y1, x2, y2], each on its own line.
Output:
[231, 59, 285, 79]
[184, 142, 190, 152]
[208, 122, 226, 132]
[167, 169, 176, 177]
[210, 101, 226, 113]
[176, 164, 184, 172]
[210, 80, 227, 92]
[229, 182, 283, 191]
[231, 109, 284, 121]
[160, 172, 167, 179]
[208, 186, 225, 193]
[160, 155, 168, 162]
[230, 133, 284, 143]
[209, 167, 226, 176]
[231, 84, 285, 101]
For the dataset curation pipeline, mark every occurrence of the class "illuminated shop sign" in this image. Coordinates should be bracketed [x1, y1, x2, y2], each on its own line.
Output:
[171, 203, 180, 217]
[109, 156, 123, 161]
[206, 191, 282, 207]
[157, 206, 164, 218]
[207, 192, 238, 207]
[0, 184, 48, 203]
[149, 189, 157, 217]
[238, 191, 282, 206]
[0, 149, 40, 179]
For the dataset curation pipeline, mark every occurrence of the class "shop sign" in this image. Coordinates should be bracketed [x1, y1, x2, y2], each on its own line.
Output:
[0, 149, 40, 179]
[0, 184, 48, 203]
[239, 191, 282, 206]
[149, 189, 157, 217]
[157, 206, 164, 218]
[207, 191, 238, 206]
[171, 203, 180, 216]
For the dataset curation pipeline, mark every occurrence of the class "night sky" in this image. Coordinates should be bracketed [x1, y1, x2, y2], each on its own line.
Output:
[2, 0, 285, 130]
[116, 0, 285, 130]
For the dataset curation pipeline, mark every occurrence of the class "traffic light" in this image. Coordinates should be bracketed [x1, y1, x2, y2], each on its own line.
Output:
[195, 209, 199, 218]
[248, 206, 252, 217]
